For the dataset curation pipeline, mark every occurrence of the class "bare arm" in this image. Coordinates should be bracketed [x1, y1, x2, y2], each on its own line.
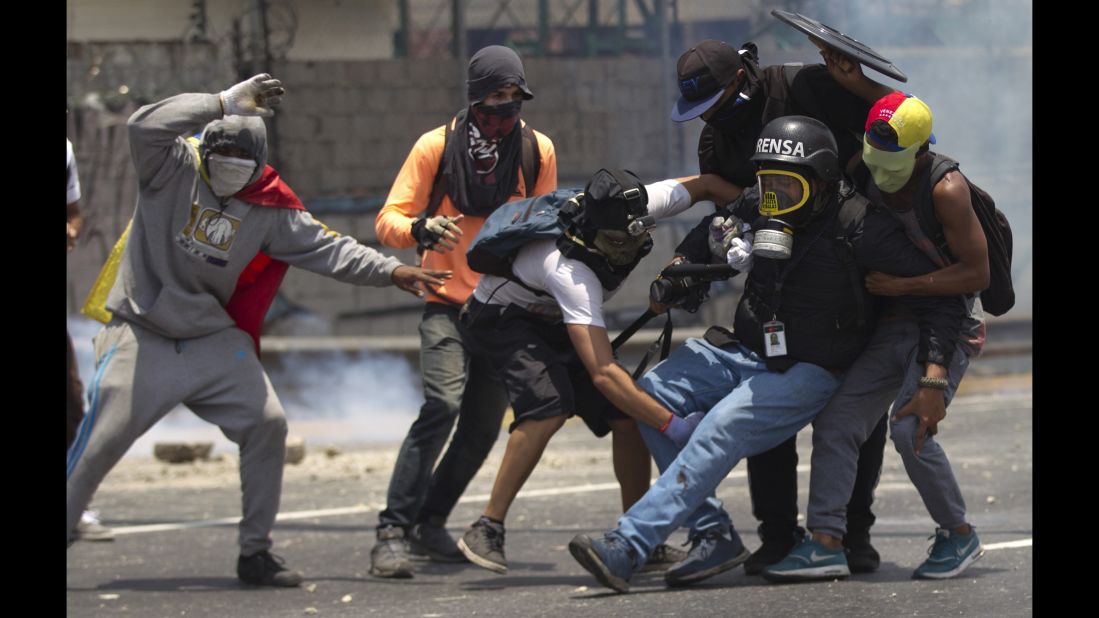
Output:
[566, 323, 674, 431]
[866, 170, 990, 296]
[66, 200, 82, 252]
[674, 173, 744, 206]
[891, 361, 949, 455]
[813, 42, 895, 105]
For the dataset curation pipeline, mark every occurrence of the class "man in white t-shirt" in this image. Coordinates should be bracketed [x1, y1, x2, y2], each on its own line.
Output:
[454, 168, 741, 574]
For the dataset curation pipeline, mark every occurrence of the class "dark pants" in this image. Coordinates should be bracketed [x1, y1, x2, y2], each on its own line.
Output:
[67, 329, 85, 450]
[377, 303, 509, 530]
[746, 412, 887, 541]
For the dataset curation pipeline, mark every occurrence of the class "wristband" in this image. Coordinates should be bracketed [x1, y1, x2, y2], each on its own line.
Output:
[659, 413, 673, 433]
[917, 376, 949, 390]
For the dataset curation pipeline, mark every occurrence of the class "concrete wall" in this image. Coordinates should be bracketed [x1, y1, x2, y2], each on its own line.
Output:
[67, 0, 398, 61]
[65, 44, 707, 336]
[65, 20, 1033, 335]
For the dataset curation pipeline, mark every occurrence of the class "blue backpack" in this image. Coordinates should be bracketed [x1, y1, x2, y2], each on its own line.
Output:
[466, 188, 582, 279]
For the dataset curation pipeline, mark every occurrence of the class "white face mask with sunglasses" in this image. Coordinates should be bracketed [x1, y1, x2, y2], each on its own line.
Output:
[207, 154, 256, 197]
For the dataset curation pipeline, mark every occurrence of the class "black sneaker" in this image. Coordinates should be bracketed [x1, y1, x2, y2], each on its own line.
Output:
[638, 543, 689, 573]
[744, 527, 805, 575]
[370, 525, 414, 578]
[237, 551, 303, 587]
[457, 517, 507, 574]
[409, 522, 468, 563]
[844, 533, 881, 574]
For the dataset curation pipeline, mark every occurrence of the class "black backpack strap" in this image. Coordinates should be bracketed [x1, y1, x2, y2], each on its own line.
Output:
[928, 152, 960, 186]
[612, 309, 656, 350]
[781, 63, 803, 88]
[420, 117, 455, 224]
[631, 312, 673, 380]
[915, 152, 961, 253]
[520, 123, 540, 197]
[610, 309, 673, 380]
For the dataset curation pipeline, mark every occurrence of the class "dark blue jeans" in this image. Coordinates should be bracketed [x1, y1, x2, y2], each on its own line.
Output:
[377, 303, 509, 530]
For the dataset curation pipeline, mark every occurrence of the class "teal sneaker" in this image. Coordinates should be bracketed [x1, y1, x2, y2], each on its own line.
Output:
[913, 527, 984, 579]
[762, 537, 850, 583]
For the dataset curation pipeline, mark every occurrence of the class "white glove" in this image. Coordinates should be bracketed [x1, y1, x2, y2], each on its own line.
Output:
[726, 233, 754, 272]
[220, 74, 285, 117]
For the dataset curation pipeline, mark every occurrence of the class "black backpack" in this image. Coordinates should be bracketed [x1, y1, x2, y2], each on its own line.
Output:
[919, 154, 1015, 316]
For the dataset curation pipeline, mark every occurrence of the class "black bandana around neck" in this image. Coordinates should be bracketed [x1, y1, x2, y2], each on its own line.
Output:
[440, 106, 523, 217]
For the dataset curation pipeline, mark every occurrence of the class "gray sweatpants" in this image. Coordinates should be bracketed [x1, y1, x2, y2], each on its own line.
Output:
[807, 319, 971, 539]
[66, 319, 288, 556]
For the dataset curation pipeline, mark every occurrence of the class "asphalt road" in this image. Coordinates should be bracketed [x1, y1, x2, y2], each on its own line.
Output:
[67, 380, 1032, 617]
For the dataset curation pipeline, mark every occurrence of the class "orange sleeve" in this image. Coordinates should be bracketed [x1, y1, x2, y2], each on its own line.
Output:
[374, 126, 447, 249]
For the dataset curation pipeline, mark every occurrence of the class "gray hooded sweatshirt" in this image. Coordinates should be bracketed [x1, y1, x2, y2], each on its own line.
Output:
[108, 93, 402, 339]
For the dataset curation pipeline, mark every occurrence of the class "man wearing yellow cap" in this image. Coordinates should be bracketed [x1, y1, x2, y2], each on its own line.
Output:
[765, 92, 990, 581]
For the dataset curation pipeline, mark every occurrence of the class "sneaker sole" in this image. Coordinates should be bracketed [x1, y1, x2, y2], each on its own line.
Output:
[665, 546, 752, 587]
[567, 536, 630, 593]
[368, 566, 414, 579]
[238, 573, 305, 587]
[913, 547, 985, 580]
[409, 542, 469, 564]
[457, 537, 507, 574]
[761, 564, 851, 583]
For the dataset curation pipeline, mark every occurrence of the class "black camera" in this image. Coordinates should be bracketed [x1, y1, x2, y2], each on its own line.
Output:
[649, 262, 736, 312]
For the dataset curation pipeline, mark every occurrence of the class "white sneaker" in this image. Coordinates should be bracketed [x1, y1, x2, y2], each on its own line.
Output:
[75, 510, 115, 542]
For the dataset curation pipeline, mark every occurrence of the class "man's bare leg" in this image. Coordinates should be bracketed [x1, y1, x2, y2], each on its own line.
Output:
[483, 415, 568, 521]
[609, 418, 652, 511]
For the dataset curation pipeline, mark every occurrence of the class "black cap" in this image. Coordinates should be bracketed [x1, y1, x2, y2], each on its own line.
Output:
[467, 45, 534, 104]
[750, 115, 841, 182]
[582, 169, 648, 231]
[671, 40, 744, 122]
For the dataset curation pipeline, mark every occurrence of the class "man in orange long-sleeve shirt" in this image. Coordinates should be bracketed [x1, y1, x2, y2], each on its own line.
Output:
[369, 45, 558, 578]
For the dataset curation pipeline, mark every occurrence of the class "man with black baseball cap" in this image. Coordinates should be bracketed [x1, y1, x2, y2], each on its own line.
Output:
[665, 37, 897, 577]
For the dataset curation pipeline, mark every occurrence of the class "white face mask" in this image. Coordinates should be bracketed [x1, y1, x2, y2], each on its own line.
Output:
[207, 154, 256, 197]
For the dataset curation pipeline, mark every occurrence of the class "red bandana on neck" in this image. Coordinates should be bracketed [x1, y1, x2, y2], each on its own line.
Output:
[224, 165, 305, 353]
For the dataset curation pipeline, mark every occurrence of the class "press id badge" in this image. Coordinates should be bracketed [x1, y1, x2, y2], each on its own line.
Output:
[763, 320, 787, 357]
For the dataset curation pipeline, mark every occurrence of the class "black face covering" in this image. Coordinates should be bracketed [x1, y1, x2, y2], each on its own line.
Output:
[440, 46, 533, 217]
[438, 106, 523, 217]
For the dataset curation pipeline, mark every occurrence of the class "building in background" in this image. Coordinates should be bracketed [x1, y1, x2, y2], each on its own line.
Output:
[66, 0, 1032, 335]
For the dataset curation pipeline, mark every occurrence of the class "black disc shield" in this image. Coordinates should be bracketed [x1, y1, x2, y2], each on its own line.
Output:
[771, 9, 908, 83]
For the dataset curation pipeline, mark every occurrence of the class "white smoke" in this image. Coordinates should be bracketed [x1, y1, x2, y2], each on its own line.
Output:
[760, 0, 1033, 316]
[67, 316, 424, 460]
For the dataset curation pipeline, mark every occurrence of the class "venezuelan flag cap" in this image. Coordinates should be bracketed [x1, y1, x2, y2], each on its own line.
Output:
[865, 91, 936, 151]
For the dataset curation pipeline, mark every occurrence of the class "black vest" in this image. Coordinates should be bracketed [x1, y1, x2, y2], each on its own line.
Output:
[732, 194, 874, 372]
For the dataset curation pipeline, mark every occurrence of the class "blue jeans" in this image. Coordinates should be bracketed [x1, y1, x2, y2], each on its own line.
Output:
[618, 338, 841, 566]
[377, 303, 509, 530]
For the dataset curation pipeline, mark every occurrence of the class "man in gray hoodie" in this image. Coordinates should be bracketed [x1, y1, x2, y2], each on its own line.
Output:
[65, 74, 448, 587]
